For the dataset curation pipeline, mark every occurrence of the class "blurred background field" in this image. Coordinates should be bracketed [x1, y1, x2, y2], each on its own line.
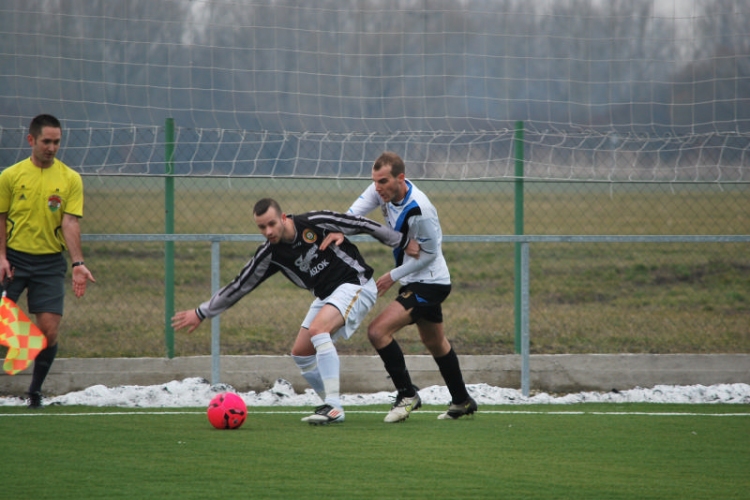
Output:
[48, 177, 749, 359]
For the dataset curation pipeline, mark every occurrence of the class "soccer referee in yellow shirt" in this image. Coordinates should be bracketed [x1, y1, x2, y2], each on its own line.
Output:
[0, 114, 95, 408]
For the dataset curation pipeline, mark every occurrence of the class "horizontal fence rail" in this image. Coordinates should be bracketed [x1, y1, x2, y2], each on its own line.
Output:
[82, 234, 750, 244]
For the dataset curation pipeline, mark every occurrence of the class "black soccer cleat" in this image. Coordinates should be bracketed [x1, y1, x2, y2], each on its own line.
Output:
[27, 391, 43, 410]
[437, 396, 477, 420]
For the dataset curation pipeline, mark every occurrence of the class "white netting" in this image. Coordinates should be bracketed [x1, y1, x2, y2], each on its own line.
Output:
[0, 0, 748, 180]
[1, 126, 747, 181]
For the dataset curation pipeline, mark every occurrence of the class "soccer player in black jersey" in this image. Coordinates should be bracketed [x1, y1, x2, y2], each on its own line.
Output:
[171, 198, 416, 425]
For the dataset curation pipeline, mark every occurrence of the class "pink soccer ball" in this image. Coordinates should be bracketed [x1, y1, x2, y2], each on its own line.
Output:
[207, 392, 248, 430]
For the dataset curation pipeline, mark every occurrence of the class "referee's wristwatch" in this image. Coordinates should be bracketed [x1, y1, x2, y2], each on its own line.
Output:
[71, 261, 85, 268]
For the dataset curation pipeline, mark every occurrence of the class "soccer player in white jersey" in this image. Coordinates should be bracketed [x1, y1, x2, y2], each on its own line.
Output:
[324, 151, 477, 422]
[172, 198, 415, 425]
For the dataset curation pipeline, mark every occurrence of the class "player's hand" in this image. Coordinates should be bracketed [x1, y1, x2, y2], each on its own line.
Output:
[72, 264, 95, 298]
[0, 260, 13, 285]
[375, 272, 396, 296]
[319, 232, 344, 251]
[172, 309, 202, 333]
[405, 238, 421, 258]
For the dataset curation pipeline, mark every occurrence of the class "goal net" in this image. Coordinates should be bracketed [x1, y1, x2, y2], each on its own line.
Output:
[0, 0, 748, 181]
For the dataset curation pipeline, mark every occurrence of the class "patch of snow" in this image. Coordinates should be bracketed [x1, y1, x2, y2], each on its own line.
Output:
[1, 378, 748, 407]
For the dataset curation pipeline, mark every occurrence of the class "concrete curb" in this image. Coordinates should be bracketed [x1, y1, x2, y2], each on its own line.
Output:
[2, 354, 748, 396]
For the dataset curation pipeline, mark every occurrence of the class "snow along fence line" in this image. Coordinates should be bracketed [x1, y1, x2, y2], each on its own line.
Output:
[1, 354, 749, 397]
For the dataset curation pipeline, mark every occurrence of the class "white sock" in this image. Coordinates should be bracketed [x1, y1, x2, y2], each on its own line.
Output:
[311, 333, 341, 409]
[292, 354, 326, 401]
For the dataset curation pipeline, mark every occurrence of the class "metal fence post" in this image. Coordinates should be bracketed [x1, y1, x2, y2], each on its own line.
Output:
[164, 118, 175, 359]
[521, 241, 530, 397]
[211, 240, 221, 385]
[514, 120, 525, 354]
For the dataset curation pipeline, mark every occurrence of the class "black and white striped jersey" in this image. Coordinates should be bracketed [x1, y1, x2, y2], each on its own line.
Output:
[195, 210, 408, 320]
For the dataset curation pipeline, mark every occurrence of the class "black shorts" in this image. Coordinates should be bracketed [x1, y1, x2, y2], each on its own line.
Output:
[5, 248, 66, 315]
[395, 282, 451, 324]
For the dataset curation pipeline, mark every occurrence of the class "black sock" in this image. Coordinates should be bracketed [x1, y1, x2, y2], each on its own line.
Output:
[435, 348, 469, 404]
[376, 340, 415, 396]
[28, 343, 58, 394]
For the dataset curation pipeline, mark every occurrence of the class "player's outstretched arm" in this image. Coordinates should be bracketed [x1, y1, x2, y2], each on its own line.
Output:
[319, 229, 420, 258]
[319, 230, 420, 257]
[308, 211, 408, 249]
[171, 309, 202, 333]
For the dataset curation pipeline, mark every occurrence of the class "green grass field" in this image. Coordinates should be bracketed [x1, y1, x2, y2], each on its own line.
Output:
[2, 404, 748, 499]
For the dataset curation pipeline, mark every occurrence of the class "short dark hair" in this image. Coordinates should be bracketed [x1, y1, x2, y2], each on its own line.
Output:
[253, 198, 282, 217]
[29, 114, 62, 138]
[373, 151, 405, 177]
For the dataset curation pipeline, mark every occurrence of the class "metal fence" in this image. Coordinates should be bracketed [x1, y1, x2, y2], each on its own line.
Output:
[2, 124, 748, 366]
[52, 174, 749, 364]
[80, 231, 750, 394]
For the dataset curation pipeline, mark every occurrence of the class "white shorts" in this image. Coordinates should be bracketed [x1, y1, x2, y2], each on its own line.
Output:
[301, 279, 378, 342]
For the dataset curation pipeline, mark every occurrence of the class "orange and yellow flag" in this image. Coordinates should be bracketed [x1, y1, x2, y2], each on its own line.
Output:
[0, 295, 47, 375]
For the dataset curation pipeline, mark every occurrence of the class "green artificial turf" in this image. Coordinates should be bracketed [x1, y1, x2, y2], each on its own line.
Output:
[1, 404, 748, 499]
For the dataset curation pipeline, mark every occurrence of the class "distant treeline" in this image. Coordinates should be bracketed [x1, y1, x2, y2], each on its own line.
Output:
[0, 0, 747, 135]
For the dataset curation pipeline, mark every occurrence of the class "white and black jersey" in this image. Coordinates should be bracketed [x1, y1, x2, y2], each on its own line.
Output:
[195, 210, 408, 320]
[348, 179, 451, 286]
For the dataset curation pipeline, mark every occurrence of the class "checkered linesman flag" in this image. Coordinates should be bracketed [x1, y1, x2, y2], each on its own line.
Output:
[0, 292, 47, 375]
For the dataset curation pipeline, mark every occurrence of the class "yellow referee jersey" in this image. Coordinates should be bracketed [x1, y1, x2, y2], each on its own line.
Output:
[0, 157, 84, 255]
